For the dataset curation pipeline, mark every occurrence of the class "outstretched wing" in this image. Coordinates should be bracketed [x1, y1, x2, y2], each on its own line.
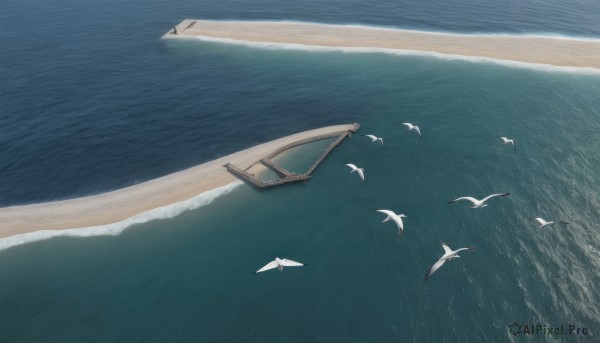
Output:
[256, 261, 278, 273]
[393, 216, 404, 233]
[425, 258, 446, 280]
[376, 209, 394, 221]
[365, 134, 377, 141]
[529, 217, 544, 225]
[356, 168, 365, 181]
[481, 193, 510, 203]
[442, 243, 452, 255]
[448, 196, 477, 205]
[345, 163, 357, 171]
[414, 126, 421, 137]
[280, 259, 304, 267]
[402, 123, 412, 129]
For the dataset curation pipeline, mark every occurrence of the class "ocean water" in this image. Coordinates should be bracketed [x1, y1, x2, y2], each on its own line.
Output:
[2, 0, 600, 341]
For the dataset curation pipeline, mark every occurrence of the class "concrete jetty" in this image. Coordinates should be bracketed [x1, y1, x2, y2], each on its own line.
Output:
[225, 123, 360, 188]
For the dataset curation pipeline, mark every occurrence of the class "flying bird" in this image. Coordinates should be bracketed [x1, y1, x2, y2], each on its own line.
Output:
[345, 163, 365, 181]
[497, 136, 516, 151]
[401, 123, 421, 138]
[425, 243, 475, 280]
[374, 209, 407, 234]
[255, 257, 305, 273]
[448, 193, 510, 208]
[529, 217, 569, 228]
[362, 134, 384, 146]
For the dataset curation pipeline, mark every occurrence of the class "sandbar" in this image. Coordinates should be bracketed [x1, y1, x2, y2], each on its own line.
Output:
[167, 19, 600, 70]
[0, 124, 356, 239]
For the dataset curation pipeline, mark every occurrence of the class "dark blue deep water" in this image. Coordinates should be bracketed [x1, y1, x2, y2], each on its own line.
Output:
[2, 0, 600, 205]
[1, 0, 600, 341]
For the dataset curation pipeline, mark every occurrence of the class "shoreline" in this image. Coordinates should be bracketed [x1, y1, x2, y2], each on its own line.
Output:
[0, 124, 356, 242]
[165, 19, 600, 70]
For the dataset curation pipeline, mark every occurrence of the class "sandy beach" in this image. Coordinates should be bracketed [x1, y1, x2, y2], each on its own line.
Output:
[0, 124, 356, 239]
[168, 19, 600, 69]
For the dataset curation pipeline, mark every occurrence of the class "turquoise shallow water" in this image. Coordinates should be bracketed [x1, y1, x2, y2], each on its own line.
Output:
[3, 0, 600, 340]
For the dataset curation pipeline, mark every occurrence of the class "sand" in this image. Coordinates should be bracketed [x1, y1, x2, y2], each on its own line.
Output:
[0, 124, 356, 239]
[168, 19, 600, 69]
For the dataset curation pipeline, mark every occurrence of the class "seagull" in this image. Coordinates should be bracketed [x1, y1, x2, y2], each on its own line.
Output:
[345, 163, 365, 181]
[401, 123, 421, 138]
[425, 243, 475, 280]
[448, 193, 510, 208]
[529, 217, 569, 228]
[361, 134, 384, 146]
[497, 136, 516, 151]
[374, 209, 407, 234]
[255, 257, 305, 273]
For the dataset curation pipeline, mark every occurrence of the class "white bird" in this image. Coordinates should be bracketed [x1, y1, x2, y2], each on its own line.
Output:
[425, 243, 475, 280]
[345, 163, 365, 181]
[255, 257, 305, 273]
[529, 217, 569, 228]
[497, 136, 516, 151]
[374, 209, 407, 234]
[448, 193, 510, 208]
[361, 134, 384, 146]
[401, 123, 421, 138]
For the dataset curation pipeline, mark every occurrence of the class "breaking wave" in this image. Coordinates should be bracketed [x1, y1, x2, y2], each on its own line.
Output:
[0, 181, 243, 252]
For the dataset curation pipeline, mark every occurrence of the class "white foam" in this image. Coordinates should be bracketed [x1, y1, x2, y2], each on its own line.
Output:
[0, 180, 243, 252]
[164, 32, 600, 75]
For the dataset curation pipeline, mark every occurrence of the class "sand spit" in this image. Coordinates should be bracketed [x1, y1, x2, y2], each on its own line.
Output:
[166, 19, 600, 70]
[0, 124, 356, 239]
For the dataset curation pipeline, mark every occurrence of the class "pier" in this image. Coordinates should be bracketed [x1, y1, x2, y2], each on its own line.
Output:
[225, 123, 360, 189]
